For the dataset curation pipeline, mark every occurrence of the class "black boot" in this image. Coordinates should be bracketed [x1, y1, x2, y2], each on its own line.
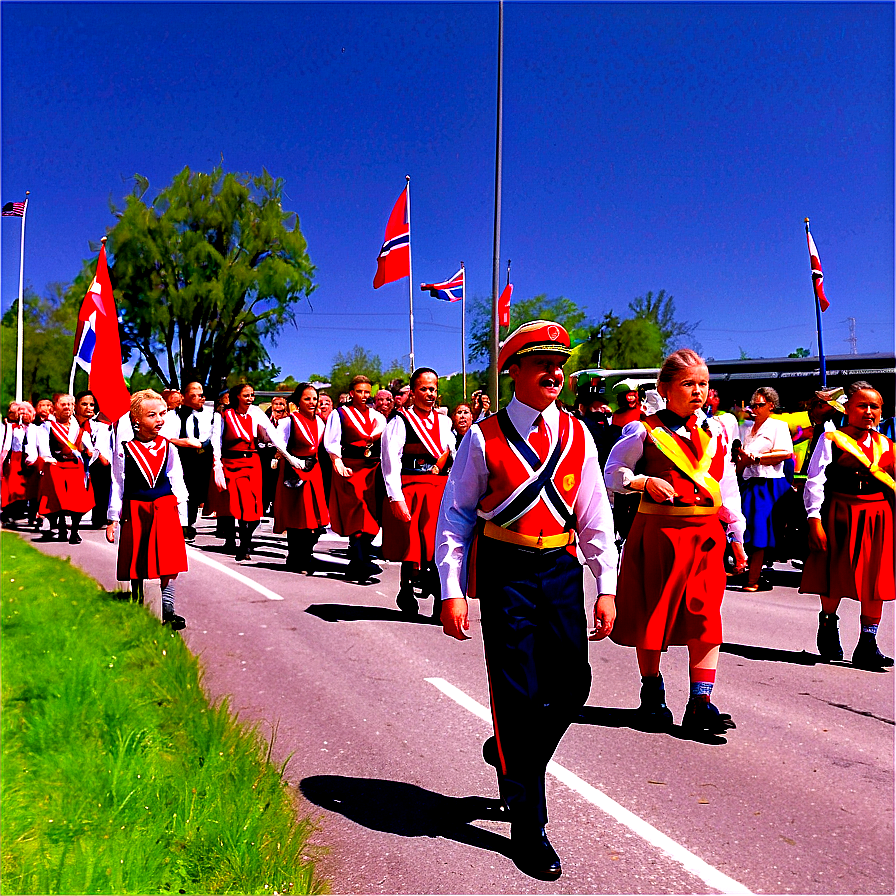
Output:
[236, 520, 257, 561]
[344, 535, 367, 580]
[220, 516, 237, 553]
[68, 513, 83, 545]
[396, 584, 419, 615]
[162, 609, 187, 631]
[510, 823, 562, 881]
[638, 673, 674, 731]
[817, 612, 843, 662]
[285, 529, 303, 571]
[852, 631, 894, 671]
[130, 579, 145, 605]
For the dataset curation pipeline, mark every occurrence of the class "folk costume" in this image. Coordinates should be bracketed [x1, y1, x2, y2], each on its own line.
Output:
[36, 419, 96, 542]
[438, 320, 618, 884]
[272, 410, 329, 572]
[1, 420, 39, 523]
[381, 404, 455, 616]
[324, 403, 387, 578]
[85, 419, 114, 528]
[170, 403, 214, 539]
[800, 428, 895, 668]
[109, 432, 189, 627]
[605, 410, 745, 651]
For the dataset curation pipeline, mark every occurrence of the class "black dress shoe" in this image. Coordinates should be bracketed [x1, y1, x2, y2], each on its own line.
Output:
[638, 673, 674, 731]
[396, 586, 419, 615]
[235, 550, 251, 562]
[817, 611, 844, 662]
[482, 736, 500, 769]
[852, 631, 894, 670]
[222, 539, 238, 554]
[510, 824, 562, 881]
[68, 533, 82, 545]
[681, 696, 736, 735]
[162, 611, 186, 631]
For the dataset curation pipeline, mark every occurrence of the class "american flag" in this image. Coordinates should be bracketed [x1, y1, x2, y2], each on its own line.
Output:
[2, 201, 26, 217]
[421, 268, 464, 302]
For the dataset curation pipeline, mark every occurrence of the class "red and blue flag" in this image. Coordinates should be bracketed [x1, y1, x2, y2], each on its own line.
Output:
[421, 268, 464, 302]
[373, 188, 410, 289]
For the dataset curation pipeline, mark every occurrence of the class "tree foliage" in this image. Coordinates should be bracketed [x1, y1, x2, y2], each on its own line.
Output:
[628, 289, 699, 353]
[66, 166, 316, 392]
[467, 294, 592, 365]
[0, 285, 78, 408]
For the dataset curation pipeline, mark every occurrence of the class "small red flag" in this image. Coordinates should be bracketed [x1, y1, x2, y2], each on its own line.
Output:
[373, 188, 410, 289]
[73, 244, 131, 422]
[498, 283, 513, 327]
[806, 225, 830, 312]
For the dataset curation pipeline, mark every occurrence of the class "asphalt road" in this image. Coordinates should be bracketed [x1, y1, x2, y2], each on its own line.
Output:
[16, 519, 895, 895]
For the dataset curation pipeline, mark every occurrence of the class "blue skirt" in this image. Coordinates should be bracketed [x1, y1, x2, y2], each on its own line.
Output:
[741, 476, 790, 550]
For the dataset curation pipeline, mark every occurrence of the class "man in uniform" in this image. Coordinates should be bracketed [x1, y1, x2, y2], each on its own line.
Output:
[165, 381, 214, 541]
[436, 320, 618, 881]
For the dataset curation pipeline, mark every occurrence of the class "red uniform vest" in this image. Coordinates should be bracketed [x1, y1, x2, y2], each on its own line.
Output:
[287, 413, 322, 458]
[222, 410, 256, 452]
[477, 409, 587, 537]
[639, 414, 727, 508]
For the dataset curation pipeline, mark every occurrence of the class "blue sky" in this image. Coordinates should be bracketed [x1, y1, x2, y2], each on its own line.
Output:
[2, 1, 893, 384]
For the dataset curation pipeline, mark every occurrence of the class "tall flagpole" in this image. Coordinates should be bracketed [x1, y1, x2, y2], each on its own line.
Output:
[14, 192, 29, 403]
[489, 0, 504, 408]
[461, 262, 467, 398]
[406, 175, 415, 373]
[805, 218, 827, 388]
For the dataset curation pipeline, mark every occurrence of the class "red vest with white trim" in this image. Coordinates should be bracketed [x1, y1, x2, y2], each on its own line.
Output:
[222, 410, 256, 452]
[477, 409, 586, 537]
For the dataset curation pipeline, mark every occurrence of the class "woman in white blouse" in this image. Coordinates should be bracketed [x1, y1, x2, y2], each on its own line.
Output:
[734, 387, 794, 591]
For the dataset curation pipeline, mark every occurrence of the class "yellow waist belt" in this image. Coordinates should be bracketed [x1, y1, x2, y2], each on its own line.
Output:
[637, 500, 719, 517]
[482, 519, 575, 549]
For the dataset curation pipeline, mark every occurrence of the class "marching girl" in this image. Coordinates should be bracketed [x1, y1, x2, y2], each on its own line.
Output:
[272, 383, 330, 573]
[1, 401, 38, 525]
[211, 382, 303, 561]
[324, 375, 387, 580]
[74, 390, 114, 528]
[604, 350, 748, 734]
[381, 368, 455, 617]
[800, 381, 895, 670]
[36, 393, 96, 544]
[106, 390, 188, 628]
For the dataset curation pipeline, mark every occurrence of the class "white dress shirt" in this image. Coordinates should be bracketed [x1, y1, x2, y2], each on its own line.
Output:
[210, 405, 293, 461]
[107, 437, 189, 525]
[436, 396, 618, 601]
[740, 417, 794, 480]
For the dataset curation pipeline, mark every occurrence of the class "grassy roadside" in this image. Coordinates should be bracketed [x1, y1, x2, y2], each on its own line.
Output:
[1, 532, 325, 895]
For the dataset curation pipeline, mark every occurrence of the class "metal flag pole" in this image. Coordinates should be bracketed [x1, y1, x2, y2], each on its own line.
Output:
[406, 175, 415, 373]
[461, 262, 467, 398]
[488, 0, 504, 408]
[806, 218, 827, 387]
[14, 192, 29, 402]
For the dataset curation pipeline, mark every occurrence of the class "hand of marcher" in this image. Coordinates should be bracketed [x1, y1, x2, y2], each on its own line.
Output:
[105, 522, 117, 544]
[644, 476, 677, 503]
[808, 517, 828, 553]
[441, 597, 470, 640]
[390, 499, 412, 522]
[213, 462, 226, 491]
[333, 458, 352, 479]
[731, 541, 748, 574]
[589, 594, 616, 640]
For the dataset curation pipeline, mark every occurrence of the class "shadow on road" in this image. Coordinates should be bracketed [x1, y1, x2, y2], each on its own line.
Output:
[575, 706, 730, 744]
[305, 603, 442, 625]
[300, 775, 512, 857]
[721, 642, 823, 665]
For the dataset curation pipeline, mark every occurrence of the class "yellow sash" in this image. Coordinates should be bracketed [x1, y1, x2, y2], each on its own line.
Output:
[827, 430, 895, 492]
[641, 416, 722, 506]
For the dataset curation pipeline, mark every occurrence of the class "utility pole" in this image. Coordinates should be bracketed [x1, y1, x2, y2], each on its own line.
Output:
[846, 317, 857, 354]
[488, 0, 504, 408]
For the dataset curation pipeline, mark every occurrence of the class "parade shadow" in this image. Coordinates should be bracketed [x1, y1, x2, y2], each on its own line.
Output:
[575, 706, 730, 744]
[305, 603, 441, 626]
[721, 641, 823, 666]
[251, 556, 348, 576]
[300, 775, 512, 857]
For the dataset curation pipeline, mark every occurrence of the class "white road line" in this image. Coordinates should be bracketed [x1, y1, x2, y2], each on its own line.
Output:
[425, 676, 752, 896]
[186, 547, 285, 601]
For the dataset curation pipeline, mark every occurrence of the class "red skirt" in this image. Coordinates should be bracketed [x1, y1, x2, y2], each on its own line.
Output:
[800, 493, 894, 603]
[37, 461, 95, 514]
[219, 456, 263, 522]
[272, 460, 329, 533]
[117, 494, 188, 580]
[382, 475, 448, 564]
[2, 451, 30, 505]
[328, 458, 381, 537]
[611, 511, 728, 650]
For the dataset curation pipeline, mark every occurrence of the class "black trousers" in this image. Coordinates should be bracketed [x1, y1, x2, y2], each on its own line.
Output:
[476, 538, 591, 826]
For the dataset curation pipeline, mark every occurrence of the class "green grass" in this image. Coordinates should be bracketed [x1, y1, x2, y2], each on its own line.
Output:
[1, 532, 325, 895]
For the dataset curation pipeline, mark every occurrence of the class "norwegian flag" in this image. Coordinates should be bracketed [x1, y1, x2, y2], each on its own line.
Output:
[498, 282, 513, 327]
[421, 267, 464, 302]
[373, 187, 410, 289]
[2, 201, 26, 217]
[806, 223, 830, 312]
[73, 243, 131, 422]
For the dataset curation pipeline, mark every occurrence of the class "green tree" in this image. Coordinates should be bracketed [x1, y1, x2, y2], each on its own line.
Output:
[328, 345, 384, 396]
[1, 285, 78, 408]
[66, 166, 316, 392]
[788, 347, 810, 358]
[628, 289, 698, 354]
[467, 294, 592, 365]
[601, 317, 666, 369]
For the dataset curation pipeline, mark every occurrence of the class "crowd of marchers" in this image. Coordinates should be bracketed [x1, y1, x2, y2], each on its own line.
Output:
[1, 322, 893, 882]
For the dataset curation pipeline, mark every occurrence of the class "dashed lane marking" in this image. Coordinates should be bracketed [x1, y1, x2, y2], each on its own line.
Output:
[425, 676, 752, 896]
[186, 547, 284, 601]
